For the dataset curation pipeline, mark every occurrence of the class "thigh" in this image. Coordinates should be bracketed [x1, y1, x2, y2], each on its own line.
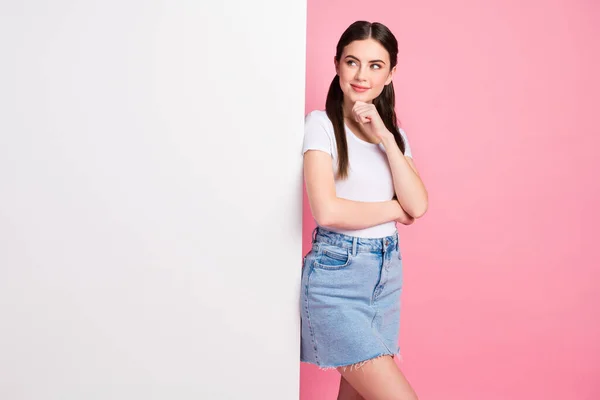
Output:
[337, 356, 418, 400]
[337, 376, 364, 400]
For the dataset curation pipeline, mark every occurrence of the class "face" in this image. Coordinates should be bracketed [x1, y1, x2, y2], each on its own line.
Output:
[335, 38, 396, 106]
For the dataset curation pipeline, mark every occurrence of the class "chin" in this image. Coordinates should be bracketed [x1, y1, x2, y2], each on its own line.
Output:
[343, 89, 374, 103]
[348, 94, 375, 104]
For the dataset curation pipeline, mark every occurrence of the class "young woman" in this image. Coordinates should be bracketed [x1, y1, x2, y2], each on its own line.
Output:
[300, 21, 428, 400]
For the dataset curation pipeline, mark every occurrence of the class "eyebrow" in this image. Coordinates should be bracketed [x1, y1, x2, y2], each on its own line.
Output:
[345, 55, 386, 64]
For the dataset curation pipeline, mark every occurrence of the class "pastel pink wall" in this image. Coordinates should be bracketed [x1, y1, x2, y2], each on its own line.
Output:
[302, 1, 600, 399]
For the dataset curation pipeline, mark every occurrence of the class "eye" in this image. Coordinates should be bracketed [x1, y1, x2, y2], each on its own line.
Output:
[371, 64, 382, 70]
[346, 60, 357, 67]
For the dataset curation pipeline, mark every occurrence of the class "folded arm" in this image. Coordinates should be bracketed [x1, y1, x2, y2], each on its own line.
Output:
[381, 134, 428, 219]
[304, 150, 414, 230]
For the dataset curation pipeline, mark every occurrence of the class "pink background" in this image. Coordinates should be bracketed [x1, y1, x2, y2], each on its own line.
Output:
[301, 1, 600, 399]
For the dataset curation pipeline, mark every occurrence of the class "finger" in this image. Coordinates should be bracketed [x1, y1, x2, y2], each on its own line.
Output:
[356, 114, 371, 124]
[354, 103, 372, 112]
[354, 104, 371, 113]
[354, 111, 369, 124]
[353, 106, 370, 117]
[356, 114, 370, 124]
[355, 109, 374, 123]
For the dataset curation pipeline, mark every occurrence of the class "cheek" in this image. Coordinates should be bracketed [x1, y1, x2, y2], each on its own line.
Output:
[371, 73, 390, 87]
[338, 67, 354, 83]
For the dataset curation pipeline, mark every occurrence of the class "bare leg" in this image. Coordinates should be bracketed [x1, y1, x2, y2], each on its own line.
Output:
[337, 356, 418, 400]
[337, 376, 365, 400]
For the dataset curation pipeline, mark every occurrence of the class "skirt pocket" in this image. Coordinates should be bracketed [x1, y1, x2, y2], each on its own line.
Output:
[313, 243, 352, 270]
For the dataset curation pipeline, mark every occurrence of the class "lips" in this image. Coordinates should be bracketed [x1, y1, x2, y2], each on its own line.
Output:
[350, 84, 370, 93]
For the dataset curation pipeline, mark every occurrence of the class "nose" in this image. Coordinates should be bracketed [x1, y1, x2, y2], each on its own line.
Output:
[355, 65, 367, 82]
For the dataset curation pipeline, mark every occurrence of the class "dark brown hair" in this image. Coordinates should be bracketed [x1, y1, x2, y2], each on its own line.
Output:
[326, 20, 406, 179]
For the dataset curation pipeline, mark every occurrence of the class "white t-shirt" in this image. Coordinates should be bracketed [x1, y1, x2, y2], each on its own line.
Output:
[302, 109, 413, 238]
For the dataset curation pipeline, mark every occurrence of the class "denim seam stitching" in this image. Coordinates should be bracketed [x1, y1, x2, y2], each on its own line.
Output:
[304, 264, 320, 365]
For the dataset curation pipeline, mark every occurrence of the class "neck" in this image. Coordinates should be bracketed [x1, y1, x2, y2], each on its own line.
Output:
[342, 97, 353, 118]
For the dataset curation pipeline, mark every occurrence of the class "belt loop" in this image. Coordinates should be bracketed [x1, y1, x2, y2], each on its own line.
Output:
[395, 232, 399, 251]
[312, 227, 318, 243]
[352, 237, 358, 257]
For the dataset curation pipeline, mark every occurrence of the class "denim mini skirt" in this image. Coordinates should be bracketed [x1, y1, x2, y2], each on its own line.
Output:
[300, 227, 404, 370]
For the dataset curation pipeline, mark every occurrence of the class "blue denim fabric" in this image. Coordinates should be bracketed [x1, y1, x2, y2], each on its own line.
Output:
[300, 227, 403, 369]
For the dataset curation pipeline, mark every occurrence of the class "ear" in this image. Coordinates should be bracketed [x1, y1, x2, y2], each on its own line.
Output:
[385, 65, 397, 85]
[334, 56, 339, 75]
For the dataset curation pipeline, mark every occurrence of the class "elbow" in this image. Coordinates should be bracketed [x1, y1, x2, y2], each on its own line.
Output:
[313, 202, 338, 227]
[407, 199, 428, 219]
[314, 210, 336, 227]
[410, 207, 427, 219]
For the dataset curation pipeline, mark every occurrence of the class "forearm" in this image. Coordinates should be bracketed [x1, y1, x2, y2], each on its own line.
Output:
[314, 198, 403, 231]
[382, 135, 428, 218]
[393, 197, 416, 225]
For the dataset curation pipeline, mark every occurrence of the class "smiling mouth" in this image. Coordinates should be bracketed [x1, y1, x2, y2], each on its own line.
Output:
[350, 84, 370, 92]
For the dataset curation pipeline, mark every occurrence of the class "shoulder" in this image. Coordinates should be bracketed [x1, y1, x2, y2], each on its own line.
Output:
[398, 127, 408, 139]
[304, 110, 335, 138]
[302, 109, 337, 156]
[305, 109, 332, 127]
[397, 127, 413, 158]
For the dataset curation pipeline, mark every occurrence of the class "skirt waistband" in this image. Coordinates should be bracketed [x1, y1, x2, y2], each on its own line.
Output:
[312, 227, 399, 254]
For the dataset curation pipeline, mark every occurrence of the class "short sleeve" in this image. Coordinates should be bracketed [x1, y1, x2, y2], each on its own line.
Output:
[399, 128, 413, 158]
[302, 111, 334, 156]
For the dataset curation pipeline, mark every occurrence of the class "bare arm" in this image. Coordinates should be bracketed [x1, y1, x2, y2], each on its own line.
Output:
[393, 195, 415, 226]
[348, 101, 428, 219]
[381, 135, 428, 219]
[304, 150, 413, 229]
